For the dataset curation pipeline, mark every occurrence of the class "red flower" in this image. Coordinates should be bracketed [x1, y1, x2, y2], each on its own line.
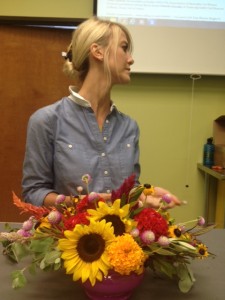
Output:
[134, 208, 168, 240]
[76, 195, 105, 213]
[111, 174, 136, 203]
[63, 212, 89, 230]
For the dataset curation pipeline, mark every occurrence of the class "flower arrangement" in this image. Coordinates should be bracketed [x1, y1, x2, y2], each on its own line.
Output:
[0, 174, 215, 294]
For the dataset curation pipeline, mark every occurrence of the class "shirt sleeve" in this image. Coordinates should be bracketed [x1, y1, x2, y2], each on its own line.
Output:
[22, 108, 57, 206]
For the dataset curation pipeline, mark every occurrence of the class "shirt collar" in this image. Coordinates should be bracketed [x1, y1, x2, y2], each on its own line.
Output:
[68, 86, 117, 112]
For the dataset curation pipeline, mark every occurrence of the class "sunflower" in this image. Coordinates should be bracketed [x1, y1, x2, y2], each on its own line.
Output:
[58, 219, 115, 286]
[34, 216, 51, 233]
[197, 243, 209, 258]
[142, 183, 155, 196]
[167, 225, 182, 238]
[87, 199, 136, 236]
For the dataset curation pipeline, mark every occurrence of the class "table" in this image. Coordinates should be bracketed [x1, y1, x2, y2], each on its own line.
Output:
[0, 223, 224, 300]
[197, 163, 225, 228]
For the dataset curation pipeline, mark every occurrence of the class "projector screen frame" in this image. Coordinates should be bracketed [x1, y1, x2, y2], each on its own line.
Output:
[94, 0, 225, 76]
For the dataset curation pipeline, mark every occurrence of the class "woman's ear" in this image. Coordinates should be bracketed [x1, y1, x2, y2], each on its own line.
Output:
[90, 43, 104, 61]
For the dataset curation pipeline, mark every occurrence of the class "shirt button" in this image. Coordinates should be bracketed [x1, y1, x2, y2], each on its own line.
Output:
[68, 144, 73, 148]
[104, 170, 108, 175]
[103, 137, 107, 141]
[106, 189, 111, 193]
[127, 143, 131, 148]
[101, 152, 105, 157]
[106, 120, 109, 124]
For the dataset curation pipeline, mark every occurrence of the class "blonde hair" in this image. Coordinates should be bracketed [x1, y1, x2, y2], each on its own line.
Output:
[63, 17, 133, 87]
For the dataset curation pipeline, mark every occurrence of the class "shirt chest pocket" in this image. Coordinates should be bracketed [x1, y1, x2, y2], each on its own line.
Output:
[54, 141, 97, 182]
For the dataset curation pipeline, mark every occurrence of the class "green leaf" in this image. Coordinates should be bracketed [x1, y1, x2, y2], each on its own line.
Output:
[153, 258, 176, 279]
[129, 186, 144, 202]
[11, 270, 27, 289]
[30, 237, 54, 253]
[40, 250, 62, 270]
[176, 241, 196, 250]
[155, 248, 177, 256]
[178, 276, 194, 293]
[11, 242, 31, 262]
[176, 263, 196, 293]
[130, 206, 144, 217]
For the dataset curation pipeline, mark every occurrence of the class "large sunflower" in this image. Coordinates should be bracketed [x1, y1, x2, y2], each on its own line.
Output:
[58, 219, 115, 286]
[87, 199, 136, 236]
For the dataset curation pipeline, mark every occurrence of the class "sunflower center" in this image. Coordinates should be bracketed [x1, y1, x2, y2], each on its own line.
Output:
[101, 214, 125, 236]
[77, 233, 105, 262]
[199, 248, 206, 255]
[174, 228, 182, 237]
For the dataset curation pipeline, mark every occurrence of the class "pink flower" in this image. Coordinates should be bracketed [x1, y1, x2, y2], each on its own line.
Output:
[141, 230, 155, 244]
[197, 216, 205, 226]
[88, 192, 99, 202]
[82, 174, 92, 183]
[158, 235, 170, 246]
[22, 219, 33, 231]
[47, 210, 62, 224]
[17, 229, 32, 237]
[55, 194, 66, 205]
[77, 186, 83, 193]
[130, 228, 140, 238]
[162, 193, 172, 204]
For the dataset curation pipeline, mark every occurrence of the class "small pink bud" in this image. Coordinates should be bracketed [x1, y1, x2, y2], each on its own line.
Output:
[47, 210, 62, 224]
[158, 235, 170, 246]
[55, 194, 66, 205]
[130, 228, 140, 238]
[141, 230, 155, 244]
[88, 192, 99, 202]
[162, 193, 172, 204]
[22, 220, 33, 231]
[77, 186, 83, 193]
[17, 229, 32, 237]
[197, 216, 205, 226]
[82, 174, 92, 183]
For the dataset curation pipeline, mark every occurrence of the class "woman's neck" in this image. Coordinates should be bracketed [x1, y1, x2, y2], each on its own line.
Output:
[78, 72, 112, 129]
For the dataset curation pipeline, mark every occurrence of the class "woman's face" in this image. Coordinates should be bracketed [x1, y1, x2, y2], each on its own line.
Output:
[108, 31, 134, 85]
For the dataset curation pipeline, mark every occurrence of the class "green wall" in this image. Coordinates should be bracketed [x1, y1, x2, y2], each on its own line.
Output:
[0, 0, 93, 18]
[113, 75, 225, 222]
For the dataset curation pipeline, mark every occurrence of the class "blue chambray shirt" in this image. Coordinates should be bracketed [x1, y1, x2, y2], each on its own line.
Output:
[22, 87, 140, 206]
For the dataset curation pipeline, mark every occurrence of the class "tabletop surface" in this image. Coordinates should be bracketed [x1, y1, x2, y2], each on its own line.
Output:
[0, 224, 224, 300]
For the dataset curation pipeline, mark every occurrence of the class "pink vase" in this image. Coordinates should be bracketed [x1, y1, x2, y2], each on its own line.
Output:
[82, 270, 144, 300]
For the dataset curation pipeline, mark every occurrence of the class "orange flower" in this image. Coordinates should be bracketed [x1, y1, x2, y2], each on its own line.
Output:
[107, 234, 146, 275]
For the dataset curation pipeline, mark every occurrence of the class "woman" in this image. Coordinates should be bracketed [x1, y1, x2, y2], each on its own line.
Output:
[22, 17, 180, 209]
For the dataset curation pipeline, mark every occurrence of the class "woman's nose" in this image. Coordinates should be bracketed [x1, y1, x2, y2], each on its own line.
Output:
[128, 54, 134, 65]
